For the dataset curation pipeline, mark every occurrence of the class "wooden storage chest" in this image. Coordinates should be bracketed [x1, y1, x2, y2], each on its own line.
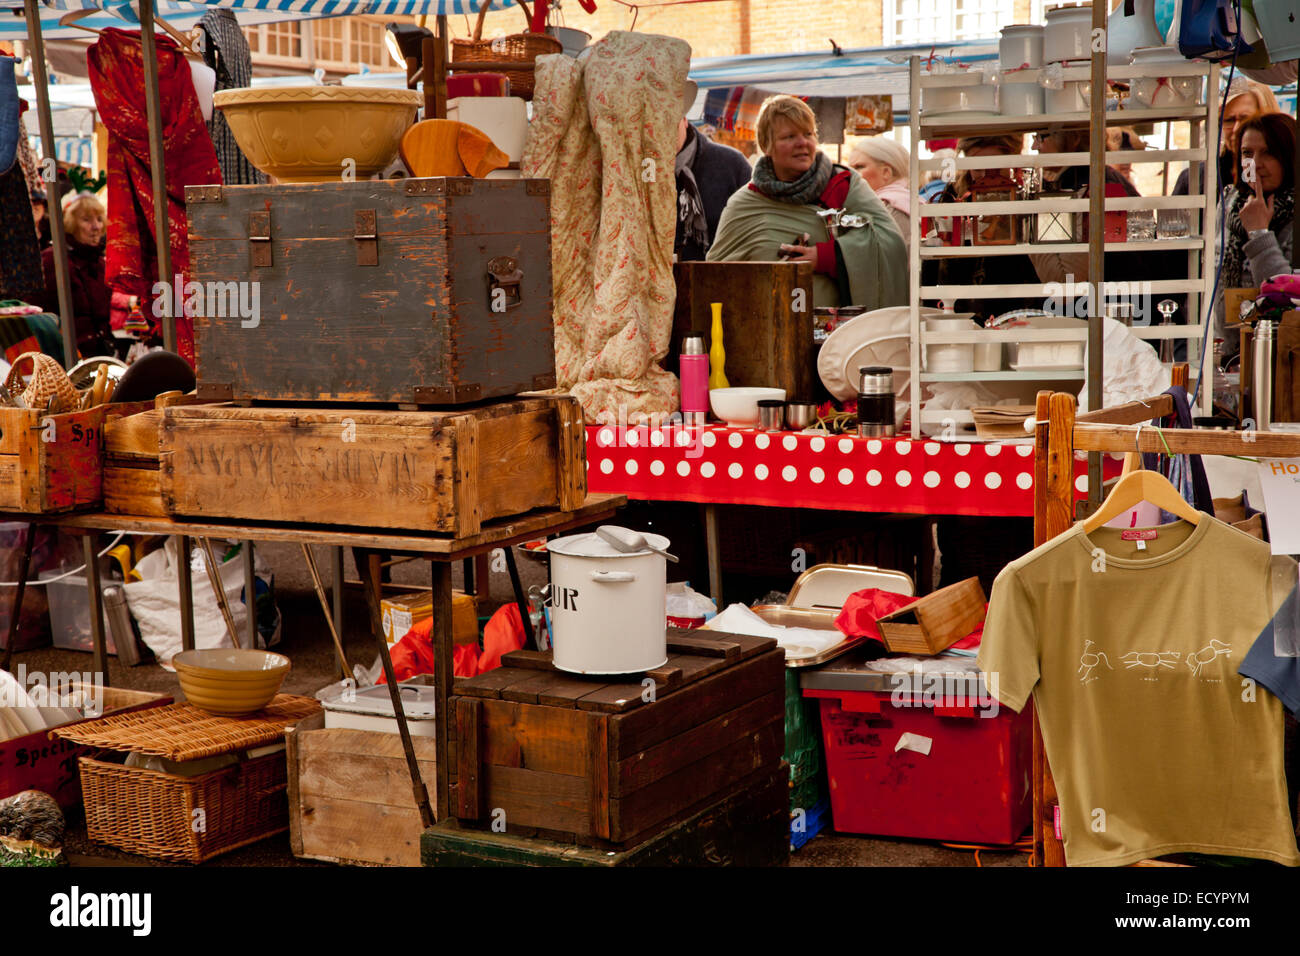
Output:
[452, 630, 785, 849]
[186, 177, 556, 405]
[0, 405, 105, 514]
[159, 395, 586, 534]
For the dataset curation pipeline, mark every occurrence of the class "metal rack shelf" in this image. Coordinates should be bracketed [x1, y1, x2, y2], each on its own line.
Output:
[905, 54, 1221, 437]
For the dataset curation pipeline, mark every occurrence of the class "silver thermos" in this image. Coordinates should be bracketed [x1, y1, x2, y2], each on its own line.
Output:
[857, 366, 896, 438]
[1253, 320, 1276, 432]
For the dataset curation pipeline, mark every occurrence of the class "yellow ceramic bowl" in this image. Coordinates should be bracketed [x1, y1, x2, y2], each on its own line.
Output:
[172, 649, 290, 716]
[213, 86, 422, 184]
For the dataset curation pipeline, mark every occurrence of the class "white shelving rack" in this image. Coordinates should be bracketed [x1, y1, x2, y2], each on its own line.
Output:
[906, 56, 1221, 438]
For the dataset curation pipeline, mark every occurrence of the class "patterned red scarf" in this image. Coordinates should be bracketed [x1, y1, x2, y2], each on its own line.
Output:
[87, 28, 222, 366]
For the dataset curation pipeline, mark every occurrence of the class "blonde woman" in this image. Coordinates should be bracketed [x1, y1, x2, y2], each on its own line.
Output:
[36, 191, 115, 356]
[847, 135, 911, 250]
[1173, 78, 1281, 195]
[707, 95, 906, 309]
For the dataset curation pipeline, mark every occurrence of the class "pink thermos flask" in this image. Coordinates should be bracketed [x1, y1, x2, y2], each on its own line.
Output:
[680, 333, 709, 427]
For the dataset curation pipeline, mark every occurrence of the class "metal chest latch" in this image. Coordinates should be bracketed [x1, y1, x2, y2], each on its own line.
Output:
[486, 256, 523, 312]
[355, 209, 378, 266]
[248, 211, 271, 268]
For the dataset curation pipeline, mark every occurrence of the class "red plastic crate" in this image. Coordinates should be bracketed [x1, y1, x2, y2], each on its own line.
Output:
[805, 686, 1032, 845]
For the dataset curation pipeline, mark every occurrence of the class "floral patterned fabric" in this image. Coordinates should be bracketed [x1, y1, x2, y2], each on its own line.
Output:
[523, 32, 689, 424]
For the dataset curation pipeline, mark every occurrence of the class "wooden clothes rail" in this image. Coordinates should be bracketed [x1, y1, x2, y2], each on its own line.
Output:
[1030, 371, 1300, 867]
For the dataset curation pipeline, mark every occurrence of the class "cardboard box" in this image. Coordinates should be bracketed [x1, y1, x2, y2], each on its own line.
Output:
[381, 589, 478, 645]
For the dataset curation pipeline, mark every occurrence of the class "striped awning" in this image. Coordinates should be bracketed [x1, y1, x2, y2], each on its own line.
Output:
[0, 0, 487, 39]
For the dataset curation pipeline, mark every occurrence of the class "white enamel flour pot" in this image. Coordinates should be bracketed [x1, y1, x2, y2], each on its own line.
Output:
[1044, 4, 1094, 63]
[546, 529, 669, 675]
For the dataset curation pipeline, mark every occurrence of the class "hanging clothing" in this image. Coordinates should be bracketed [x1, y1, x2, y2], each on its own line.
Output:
[87, 29, 221, 367]
[980, 519, 1300, 867]
[198, 8, 264, 186]
[1, 54, 19, 174]
[0, 161, 42, 304]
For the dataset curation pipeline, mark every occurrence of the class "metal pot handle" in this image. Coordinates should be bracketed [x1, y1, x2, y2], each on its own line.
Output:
[589, 570, 636, 583]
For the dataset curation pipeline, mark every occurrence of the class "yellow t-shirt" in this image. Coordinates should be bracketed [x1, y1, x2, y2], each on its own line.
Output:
[978, 517, 1300, 867]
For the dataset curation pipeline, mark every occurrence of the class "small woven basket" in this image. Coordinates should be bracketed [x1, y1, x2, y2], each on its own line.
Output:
[451, 0, 562, 101]
[3, 351, 79, 413]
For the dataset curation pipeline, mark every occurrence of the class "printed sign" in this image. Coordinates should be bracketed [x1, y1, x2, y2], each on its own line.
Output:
[1255, 459, 1300, 554]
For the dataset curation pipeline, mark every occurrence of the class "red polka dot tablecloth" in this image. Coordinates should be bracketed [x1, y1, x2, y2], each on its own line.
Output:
[584, 425, 1114, 518]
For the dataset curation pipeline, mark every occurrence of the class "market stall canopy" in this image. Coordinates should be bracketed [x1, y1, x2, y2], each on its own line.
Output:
[688, 39, 999, 118]
[0, 0, 489, 41]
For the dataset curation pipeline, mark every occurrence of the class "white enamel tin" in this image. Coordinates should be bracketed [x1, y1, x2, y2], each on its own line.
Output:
[546, 528, 669, 675]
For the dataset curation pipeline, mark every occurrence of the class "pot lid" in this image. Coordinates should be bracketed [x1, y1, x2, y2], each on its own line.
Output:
[547, 527, 672, 558]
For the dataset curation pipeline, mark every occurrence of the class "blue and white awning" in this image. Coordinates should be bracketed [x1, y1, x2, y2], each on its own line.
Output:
[689, 40, 1000, 114]
[0, 0, 488, 41]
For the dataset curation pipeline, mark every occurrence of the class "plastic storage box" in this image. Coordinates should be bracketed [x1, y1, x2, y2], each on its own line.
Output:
[802, 655, 1032, 845]
[41, 571, 118, 655]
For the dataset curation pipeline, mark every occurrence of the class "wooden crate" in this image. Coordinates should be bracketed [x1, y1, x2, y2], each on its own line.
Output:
[186, 178, 555, 406]
[0, 405, 105, 514]
[670, 261, 816, 401]
[286, 711, 438, 867]
[102, 394, 206, 517]
[453, 630, 785, 849]
[0, 686, 172, 809]
[158, 395, 586, 535]
[423, 766, 788, 867]
[877, 576, 986, 655]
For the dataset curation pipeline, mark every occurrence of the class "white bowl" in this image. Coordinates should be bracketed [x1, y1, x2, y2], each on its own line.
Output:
[709, 387, 786, 426]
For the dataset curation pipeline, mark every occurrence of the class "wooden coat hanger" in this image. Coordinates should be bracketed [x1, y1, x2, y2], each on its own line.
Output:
[59, 8, 203, 60]
[1082, 441, 1200, 532]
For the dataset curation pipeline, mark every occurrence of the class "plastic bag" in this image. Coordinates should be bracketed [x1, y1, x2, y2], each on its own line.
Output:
[122, 538, 268, 669]
[666, 582, 717, 628]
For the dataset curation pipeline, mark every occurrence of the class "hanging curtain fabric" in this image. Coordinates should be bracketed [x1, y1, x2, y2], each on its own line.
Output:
[0, 161, 42, 303]
[0, 55, 41, 303]
[198, 7, 263, 186]
[87, 28, 222, 367]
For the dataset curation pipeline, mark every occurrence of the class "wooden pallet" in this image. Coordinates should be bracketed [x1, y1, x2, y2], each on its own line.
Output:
[452, 629, 785, 850]
[424, 766, 788, 867]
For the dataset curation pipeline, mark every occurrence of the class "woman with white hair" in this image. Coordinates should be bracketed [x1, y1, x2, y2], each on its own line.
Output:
[848, 136, 911, 249]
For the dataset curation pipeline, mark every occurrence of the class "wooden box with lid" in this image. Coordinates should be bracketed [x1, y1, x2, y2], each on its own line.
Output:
[452, 630, 785, 849]
[185, 177, 555, 406]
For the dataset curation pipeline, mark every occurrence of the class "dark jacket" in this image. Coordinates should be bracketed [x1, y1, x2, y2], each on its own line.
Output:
[675, 125, 753, 262]
[38, 237, 114, 356]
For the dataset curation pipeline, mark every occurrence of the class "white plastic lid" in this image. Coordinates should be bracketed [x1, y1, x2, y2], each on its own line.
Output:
[321, 682, 437, 720]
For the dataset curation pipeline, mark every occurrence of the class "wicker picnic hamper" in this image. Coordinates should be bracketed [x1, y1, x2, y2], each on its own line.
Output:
[53, 695, 320, 863]
[77, 751, 289, 864]
[451, 0, 561, 101]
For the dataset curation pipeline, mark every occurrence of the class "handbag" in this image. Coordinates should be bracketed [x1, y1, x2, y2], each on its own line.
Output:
[1178, 0, 1254, 61]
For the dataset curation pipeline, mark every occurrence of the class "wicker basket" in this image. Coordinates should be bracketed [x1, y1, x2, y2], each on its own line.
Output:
[4, 351, 79, 413]
[78, 751, 289, 864]
[451, 0, 562, 101]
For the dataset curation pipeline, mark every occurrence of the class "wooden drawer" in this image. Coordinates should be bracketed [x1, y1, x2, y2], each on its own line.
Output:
[102, 394, 206, 517]
[452, 630, 786, 849]
[158, 395, 586, 534]
[0, 406, 105, 514]
[187, 178, 555, 405]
